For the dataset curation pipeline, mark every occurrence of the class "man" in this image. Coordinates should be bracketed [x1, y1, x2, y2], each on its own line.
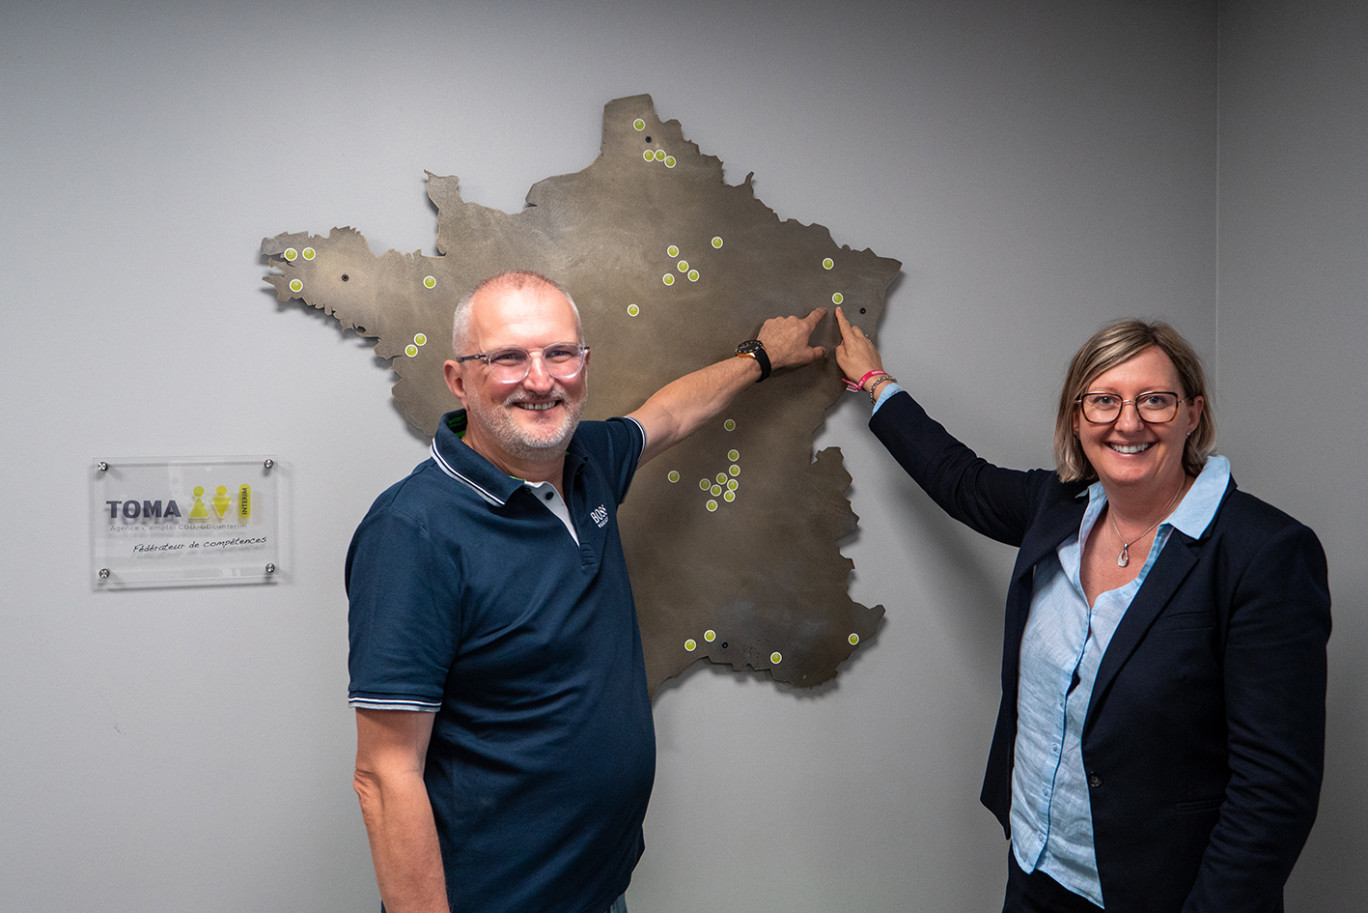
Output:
[346, 270, 826, 913]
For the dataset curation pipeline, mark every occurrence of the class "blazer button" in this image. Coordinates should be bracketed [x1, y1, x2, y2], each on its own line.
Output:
[1088, 772, 1103, 788]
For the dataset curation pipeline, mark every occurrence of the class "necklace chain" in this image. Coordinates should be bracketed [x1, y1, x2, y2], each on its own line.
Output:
[1107, 480, 1187, 568]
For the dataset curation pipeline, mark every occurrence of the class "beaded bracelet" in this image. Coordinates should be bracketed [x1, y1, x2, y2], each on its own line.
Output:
[866, 374, 897, 404]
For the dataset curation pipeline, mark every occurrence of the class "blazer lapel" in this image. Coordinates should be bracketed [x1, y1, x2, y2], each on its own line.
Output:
[1086, 529, 1202, 724]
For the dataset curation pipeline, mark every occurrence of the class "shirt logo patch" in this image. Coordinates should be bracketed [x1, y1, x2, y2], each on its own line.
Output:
[589, 505, 610, 528]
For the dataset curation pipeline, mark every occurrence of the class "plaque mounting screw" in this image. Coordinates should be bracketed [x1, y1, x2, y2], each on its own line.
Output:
[97, 461, 108, 471]
[265, 563, 276, 574]
[263, 459, 274, 470]
[98, 568, 110, 579]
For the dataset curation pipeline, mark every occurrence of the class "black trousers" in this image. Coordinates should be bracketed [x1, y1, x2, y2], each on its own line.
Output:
[1003, 850, 1106, 913]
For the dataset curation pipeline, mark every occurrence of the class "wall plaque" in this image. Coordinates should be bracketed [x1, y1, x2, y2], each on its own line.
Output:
[91, 456, 282, 589]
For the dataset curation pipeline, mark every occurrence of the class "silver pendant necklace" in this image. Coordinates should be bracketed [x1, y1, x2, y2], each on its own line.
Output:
[1107, 480, 1187, 568]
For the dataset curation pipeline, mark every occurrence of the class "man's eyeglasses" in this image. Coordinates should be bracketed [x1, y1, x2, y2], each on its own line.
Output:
[455, 343, 590, 384]
[1076, 391, 1186, 424]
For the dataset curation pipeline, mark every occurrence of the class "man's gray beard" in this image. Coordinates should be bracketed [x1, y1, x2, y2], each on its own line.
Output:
[465, 387, 585, 461]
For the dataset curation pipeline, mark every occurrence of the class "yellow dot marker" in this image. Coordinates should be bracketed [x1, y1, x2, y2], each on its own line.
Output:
[724, 419, 736, 431]
[643, 150, 654, 162]
[288, 279, 303, 293]
[727, 449, 739, 461]
[723, 490, 736, 502]
[424, 276, 437, 289]
[667, 245, 679, 257]
[667, 470, 680, 483]
[711, 236, 723, 249]
[654, 149, 666, 162]
[303, 248, 316, 260]
[662, 274, 675, 286]
[727, 479, 738, 491]
[677, 260, 689, 272]
[728, 464, 740, 477]
[770, 652, 783, 665]
[414, 333, 427, 346]
[687, 269, 699, 282]
[832, 292, 844, 305]
[848, 633, 861, 646]
[699, 479, 711, 491]
[706, 500, 718, 512]
[665, 156, 676, 168]
[634, 118, 646, 131]
[405, 344, 418, 357]
[627, 303, 640, 317]
[710, 484, 723, 497]
[704, 630, 716, 642]
[684, 639, 697, 652]
[716, 473, 727, 484]
[283, 248, 298, 261]
[823, 257, 834, 270]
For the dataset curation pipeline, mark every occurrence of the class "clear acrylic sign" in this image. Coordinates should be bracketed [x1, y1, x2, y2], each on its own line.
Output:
[91, 456, 282, 589]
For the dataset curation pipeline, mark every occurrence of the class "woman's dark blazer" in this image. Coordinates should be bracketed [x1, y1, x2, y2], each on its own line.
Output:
[869, 390, 1330, 913]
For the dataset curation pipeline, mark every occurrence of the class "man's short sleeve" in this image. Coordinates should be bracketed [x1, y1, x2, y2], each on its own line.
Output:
[345, 500, 461, 711]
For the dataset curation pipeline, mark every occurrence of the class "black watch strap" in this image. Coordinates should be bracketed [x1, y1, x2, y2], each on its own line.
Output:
[735, 339, 771, 382]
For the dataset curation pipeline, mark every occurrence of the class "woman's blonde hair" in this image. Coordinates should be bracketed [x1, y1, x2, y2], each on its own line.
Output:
[1053, 319, 1216, 483]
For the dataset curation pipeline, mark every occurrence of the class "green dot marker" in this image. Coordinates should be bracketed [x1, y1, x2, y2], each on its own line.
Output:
[667, 470, 680, 483]
[627, 303, 640, 317]
[665, 156, 676, 168]
[723, 490, 736, 503]
[848, 633, 861, 646]
[634, 118, 646, 131]
[289, 279, 303, 293]
[405, 344, 418, 357]
[303, 248, 316, 260]
[667, 245, 679, 257]
[654, 149, 666, 161]
[711, 236, 723, 249]
[687, 269, 699, 282]
[677, 260, 689, 272]
[823, 258, 834, 270]
[710, 485, 723, 497]
[699, 479, 710, 491]
[684, 639, 697, 651]
[770, 652, 783, 665]
[662, 274, 674, 286]
[729, 464, 740, 477]
[832, 292, 844, 305]
[643, 150, 654, 162]
[724, 419, 736, 431]
[284, 248, 297, 261]
[706, 500, 719, 512]
[727, 479, 738, 491]
[414, 333, 427, 346]
[716, 473, 727, 484]
[727, 449, 739, 461]
[424, 276, 437, 289]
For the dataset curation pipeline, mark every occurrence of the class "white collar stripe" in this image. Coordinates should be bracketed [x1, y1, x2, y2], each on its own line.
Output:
[430, 440, 506, 507]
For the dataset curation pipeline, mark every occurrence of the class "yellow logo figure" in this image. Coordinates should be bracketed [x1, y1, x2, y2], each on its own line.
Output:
[189, 486, 209, 520]
[212, 485, 232, 519]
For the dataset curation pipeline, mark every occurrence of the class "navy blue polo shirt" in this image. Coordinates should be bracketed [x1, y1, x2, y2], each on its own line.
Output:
[346, 411, 655, 913]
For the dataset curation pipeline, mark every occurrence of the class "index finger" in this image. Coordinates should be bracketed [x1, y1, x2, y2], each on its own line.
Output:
[802, 306, 828, 331]
[834, 305, 856, 337]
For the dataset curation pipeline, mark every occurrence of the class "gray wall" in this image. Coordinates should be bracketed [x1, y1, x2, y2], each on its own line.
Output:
[0, 0, 1360, 910]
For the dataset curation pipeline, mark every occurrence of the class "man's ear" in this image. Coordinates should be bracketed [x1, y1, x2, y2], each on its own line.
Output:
[443, 360, 465, 402]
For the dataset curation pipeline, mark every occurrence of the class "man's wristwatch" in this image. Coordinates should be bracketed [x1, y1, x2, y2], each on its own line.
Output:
[735, 339, 771, 382]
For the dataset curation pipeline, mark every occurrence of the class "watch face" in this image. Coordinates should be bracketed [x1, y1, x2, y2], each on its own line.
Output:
[737, 339, 763, 354]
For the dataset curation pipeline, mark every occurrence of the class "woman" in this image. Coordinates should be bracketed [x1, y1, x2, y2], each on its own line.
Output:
[834, 309, 1330, 913]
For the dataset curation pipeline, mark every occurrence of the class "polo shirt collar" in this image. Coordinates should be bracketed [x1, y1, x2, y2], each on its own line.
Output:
[429, 409, 586, 506]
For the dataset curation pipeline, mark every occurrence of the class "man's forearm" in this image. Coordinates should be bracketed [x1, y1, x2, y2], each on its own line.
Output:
[354, 768, 448, 913]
